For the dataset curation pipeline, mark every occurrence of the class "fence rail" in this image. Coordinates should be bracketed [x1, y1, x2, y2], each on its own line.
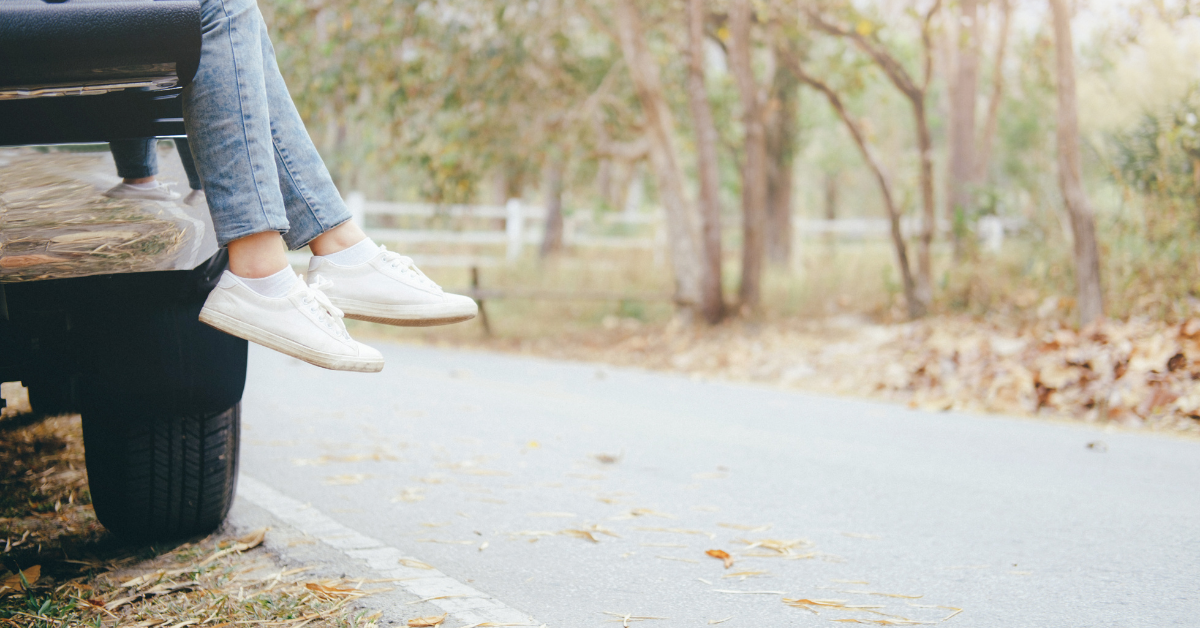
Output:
[282, 193, 1025, 268]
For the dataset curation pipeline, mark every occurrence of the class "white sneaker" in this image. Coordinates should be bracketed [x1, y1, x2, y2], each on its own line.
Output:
[102, 181, 181, 201]
[307, 246, 478, 327]
[183, 189, 207, 207]
[199, 271, 384, 372]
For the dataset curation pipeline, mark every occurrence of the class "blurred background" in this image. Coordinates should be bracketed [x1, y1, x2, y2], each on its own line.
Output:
[243, 0, 1200, 429]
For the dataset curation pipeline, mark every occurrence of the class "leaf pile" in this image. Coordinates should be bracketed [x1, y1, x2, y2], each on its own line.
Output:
[463, 315, 1200, 434]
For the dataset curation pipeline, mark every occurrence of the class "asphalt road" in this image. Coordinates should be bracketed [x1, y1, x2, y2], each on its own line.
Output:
[233, 340, 1200, 627]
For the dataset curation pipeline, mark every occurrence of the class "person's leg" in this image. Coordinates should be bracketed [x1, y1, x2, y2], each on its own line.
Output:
[182, 0, 291, 263]
[183, 0, 382, 372]
[173, 138, 202, 191]
[174, 138, 208, 206]
[250, 18, 472, 325]
[104, 139, 181, 200]
[254, 17, 359, 253]
[110, 138, 157, 182]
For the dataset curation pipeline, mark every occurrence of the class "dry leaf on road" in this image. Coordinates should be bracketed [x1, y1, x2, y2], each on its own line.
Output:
[324, 474, 369, 485]
[408, 613, 448, 626]
[705, 549, 735, 568]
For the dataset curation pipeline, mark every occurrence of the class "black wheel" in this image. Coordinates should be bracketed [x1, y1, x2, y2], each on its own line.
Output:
[82, 403, 240, 540]
[71, 251, 249, 541]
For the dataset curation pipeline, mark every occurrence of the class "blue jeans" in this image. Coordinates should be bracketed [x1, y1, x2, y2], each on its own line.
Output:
[109, 138, 202, 190]
[182, 0, 350, 249]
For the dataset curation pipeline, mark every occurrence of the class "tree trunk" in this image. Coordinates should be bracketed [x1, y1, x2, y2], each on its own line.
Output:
[540, 151, 565, 257]
[685, 0, 725, 324]
[788, 61, 923, 318]
[974, 0, 1011, 182]
[946, 0, 980, 256]
[823, 170, 839, 253]
[612, 0, 704, 314]
[1049, 0, 1104, 325]
[596, 158, 613, 209]
[729, 0, 768, 311]
[765, 55, 799, 267]
[914, 106, 936, 309]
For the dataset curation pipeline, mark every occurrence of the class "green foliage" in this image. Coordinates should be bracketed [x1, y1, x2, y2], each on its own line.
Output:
[1110, 84, 1200, 199]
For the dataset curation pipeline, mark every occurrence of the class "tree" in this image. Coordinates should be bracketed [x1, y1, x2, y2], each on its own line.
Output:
[1049, 0, 1104, 324]
[608, 0, 705, 315]
[685, 0, 726, 323]
[946, 0, 980, 256]
[541, 146, 567, 257]
[974, 0, 1011, 183]
[729, 0, 769, 311]
[808, 1, 942, 311]
[781, 54, 924, 318]
[765, 38, 801, 267]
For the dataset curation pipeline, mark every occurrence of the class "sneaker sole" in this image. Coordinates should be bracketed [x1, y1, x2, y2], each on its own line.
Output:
[331, 298, 478, 328]
[199, 307, 384, 372]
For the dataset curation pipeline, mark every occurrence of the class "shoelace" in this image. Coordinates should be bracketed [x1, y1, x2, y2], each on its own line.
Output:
[378, 245, 442, 293]
[300, 276, 352, 341]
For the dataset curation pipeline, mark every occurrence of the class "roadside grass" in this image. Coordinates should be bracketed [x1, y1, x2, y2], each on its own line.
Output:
[0, 401, 384, 628]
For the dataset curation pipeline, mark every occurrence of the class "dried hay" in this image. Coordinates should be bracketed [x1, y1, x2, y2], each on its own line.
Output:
[0, 150, 190, 282]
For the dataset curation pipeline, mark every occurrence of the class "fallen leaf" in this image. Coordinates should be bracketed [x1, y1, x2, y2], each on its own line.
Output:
[0, 565, 40, 596]
[722, 570, 769, 579]
[392, 487, 426, 502]
[236, 528, 267, 550]
[561, 529, 599, 543]
[408, 613, 447, 627]
[305, 582, 358, 598]
[737, 538, 812, 554]
[324, 473, 369, 485]
[398, 558, 435, 570]
[705, 549, 735, 568]
[717, 522, 772, 532]
[635, 527, 716, 539]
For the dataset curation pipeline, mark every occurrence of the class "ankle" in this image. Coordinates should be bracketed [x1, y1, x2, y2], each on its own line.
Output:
[227, 231, 290, 278]
[309, 220, 368, 256]
[313, 238, 379, 267]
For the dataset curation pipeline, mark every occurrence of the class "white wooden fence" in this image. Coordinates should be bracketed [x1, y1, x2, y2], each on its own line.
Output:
[286, 192, 1023, 268]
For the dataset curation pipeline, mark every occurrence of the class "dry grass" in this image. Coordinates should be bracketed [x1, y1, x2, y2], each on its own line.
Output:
[0, 408, 383, 628]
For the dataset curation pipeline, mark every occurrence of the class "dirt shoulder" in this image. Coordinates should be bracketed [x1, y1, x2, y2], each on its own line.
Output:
[0, 411, 387, 628]
[382, 313, 1200, 436]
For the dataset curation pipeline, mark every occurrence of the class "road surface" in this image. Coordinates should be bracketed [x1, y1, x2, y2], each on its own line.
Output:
[230, 341, 1200, 627]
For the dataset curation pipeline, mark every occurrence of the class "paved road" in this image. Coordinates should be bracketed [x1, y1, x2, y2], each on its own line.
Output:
[233, 341, 1200, 627]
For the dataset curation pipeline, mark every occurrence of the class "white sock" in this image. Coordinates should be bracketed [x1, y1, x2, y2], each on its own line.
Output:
[236, 266, 296, 298]
[125, 180, 161, 190]
[315, 238, 379, 267]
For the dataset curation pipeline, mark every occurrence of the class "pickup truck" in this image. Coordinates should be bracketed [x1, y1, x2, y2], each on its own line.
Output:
[0, 0, 246, 541]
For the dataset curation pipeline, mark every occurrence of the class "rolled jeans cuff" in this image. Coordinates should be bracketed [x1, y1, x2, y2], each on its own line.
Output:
[110, 138, 158, 180]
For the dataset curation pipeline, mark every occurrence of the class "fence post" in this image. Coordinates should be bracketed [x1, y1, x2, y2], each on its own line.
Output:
[347, 191, 366, 229]
[506, 198, 524, 262]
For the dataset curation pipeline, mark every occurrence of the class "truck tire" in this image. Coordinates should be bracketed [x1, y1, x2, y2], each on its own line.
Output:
[71, 251, 248, 541]
[82, 404, 239, 540]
